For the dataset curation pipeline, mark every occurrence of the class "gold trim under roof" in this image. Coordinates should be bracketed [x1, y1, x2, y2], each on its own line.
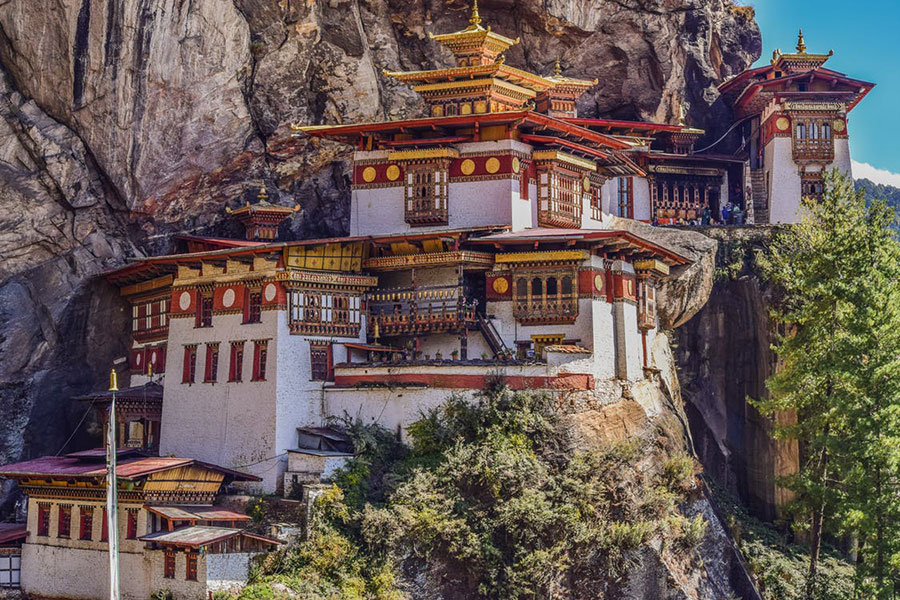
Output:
[531, 150, 596, 171]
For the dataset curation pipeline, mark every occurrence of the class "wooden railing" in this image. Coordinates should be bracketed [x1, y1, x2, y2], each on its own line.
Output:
[369, 285, 476, 336]
[513, 293, 578, 324]
[793, 137, 834, 161]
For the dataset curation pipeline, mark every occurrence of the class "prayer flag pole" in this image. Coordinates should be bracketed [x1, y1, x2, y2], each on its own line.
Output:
[106, 368, 120, 600]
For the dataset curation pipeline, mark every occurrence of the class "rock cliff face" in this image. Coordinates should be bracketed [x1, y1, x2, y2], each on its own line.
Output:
[0, 0, 759, 535]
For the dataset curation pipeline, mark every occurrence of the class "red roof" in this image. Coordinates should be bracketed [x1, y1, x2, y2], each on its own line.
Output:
[0, 455, 259, 482]
[0, 523, 27, 545]
[468, 228, 690, 265]
[176, 235, 268, 249]
[145, 505, 251, 522]
[139, 526, 281, 548]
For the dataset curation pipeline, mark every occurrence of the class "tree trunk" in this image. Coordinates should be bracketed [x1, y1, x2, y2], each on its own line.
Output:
[806, 449, 828, 600]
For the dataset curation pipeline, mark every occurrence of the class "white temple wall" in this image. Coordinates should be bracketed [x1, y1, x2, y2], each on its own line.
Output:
[633, 177, 652, 221]
[764, 137, 802, 224]
[274, 311, 367, 489]
[350, 179, 520, 237]
[21, 543, 150, 600]
[26, 499, 148, 554]
[207, 553, 260, 594]
[160, 311, 279, 492]
[590, 299, 618, 380]
[147, 549, 210, 600]
[622, 302, 644, 380]
[834, 137, 852, 174]
[484, 299, 596, 352]
[324, 386, 471, 442]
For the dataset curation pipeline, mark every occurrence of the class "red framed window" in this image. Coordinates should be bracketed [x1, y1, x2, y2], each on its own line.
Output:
[195, 293, 213, 328]
[37, 504, 50, 536]
[101, 508, 108, 542]
[617, 177, 634, 219]
[182, 345, 197, 384]
[519, 168, 530, 200]
[252, 340, 268, 382]
[164, 552, 176, 579]
[204, 343, 219, 383]
[57, 505, 71, 538]
[126, 509, 138, 539]
[79, 507, 93, 541]
[185, 553, 198, 581]
[244, 289, 262, 324]
[309, 342, 333, 382]
[229, 341, 244, 382]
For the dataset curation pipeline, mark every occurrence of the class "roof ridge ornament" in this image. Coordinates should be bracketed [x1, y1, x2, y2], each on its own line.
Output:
[553, 58, 562, 76]
[469, 0, 482, 28]
[796, 28, 807, 53]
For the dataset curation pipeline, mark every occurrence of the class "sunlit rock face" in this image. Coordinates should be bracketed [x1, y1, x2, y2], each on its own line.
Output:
[0, 0, 759, 517]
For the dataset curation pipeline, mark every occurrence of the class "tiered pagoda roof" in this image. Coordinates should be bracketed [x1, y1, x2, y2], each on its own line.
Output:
[719, 30, 874, 117]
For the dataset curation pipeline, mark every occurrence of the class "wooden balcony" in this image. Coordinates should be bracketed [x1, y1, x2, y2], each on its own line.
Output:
[513, 293, 578, 324]
[369, 285, 476, 337]
[793, 138, 834, 162]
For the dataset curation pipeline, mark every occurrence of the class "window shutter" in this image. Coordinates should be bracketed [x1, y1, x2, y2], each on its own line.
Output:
[182, 347, 192, 383]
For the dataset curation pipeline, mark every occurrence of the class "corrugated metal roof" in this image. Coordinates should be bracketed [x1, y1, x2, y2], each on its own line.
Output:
[0, 455, 259, 482]
[72, 382, 164, 403]
[145, 505, 251, 522]
[0, 523, 27, 545]
[139, 526, 281, 548]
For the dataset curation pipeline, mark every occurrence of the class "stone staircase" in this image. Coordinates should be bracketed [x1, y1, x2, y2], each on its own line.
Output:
[750, 169, 768, 224]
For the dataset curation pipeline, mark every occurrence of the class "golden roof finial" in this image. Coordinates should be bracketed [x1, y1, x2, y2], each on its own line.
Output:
[553, 58, 562, 76]
[469, 0, 482, 27]
[676, 100, 686, 126]
[796, 28, 806, 53]
[258, 182, 268, 201]
[108, 368, 119, 392]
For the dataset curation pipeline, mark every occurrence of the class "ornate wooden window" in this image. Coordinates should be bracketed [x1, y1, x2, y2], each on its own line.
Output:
[57, 505, 71, 539]
[37, 503, 50, 536]
[164, 552, 176, 579]
[101, 508, 108, 542]
[405, 163, 449, 226]
[203, 343, 219, 383]
[126, 509, 138, 539]
[131, 297, 169, 341]
[310, 342, 333, 382]
[617, 177, 634, 219]
[288, 291, 361, 337]
[793, 117, 835, 161]
[637, 279, 657, 330]
[244, 289, 262, 324]
[513, 271, 578, 324]
[79, 507, 93, 541]
[195, 293, 213, 328]
[537, 167, 584, 228]
[185, 552, 198, 581]
[801, 172, 825, 201]
[228, 341, 244, 382]
[182, 345, 197, 384]
[252, 340, 268, 381]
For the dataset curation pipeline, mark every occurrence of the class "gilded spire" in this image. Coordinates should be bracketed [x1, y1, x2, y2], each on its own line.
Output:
[553, 58, 562, 76]
[796, 28, 806, 53]
[258, 182, 268, 201]
[469, 0, 482, 27]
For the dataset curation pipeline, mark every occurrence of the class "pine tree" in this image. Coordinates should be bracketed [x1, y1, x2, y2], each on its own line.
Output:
[755, 169, 900, 599]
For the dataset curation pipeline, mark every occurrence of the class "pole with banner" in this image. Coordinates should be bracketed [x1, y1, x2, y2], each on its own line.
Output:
[106, 368, 120, 600]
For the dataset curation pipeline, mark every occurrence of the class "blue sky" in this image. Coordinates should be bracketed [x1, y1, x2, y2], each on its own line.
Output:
[749, 0, 900, 185]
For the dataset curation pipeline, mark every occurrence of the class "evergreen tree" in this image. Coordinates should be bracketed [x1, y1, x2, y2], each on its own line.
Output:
[756, 170, 900, 599]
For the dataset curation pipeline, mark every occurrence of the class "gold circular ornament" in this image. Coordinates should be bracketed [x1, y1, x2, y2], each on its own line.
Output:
[492, 277, 509, 294]
[582, 177, 591, 192]
[775, 117, 790, 131]
[460, 159, 476, 176]
[460, 103, 472, 115]
[512, 157, 521, 174]
[594, 274, 604, 293]
[485, 157, 501, 174]
[833, 119, 846, 133]
[362, 167, 377, 183]
[386, 165, 400, 181]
